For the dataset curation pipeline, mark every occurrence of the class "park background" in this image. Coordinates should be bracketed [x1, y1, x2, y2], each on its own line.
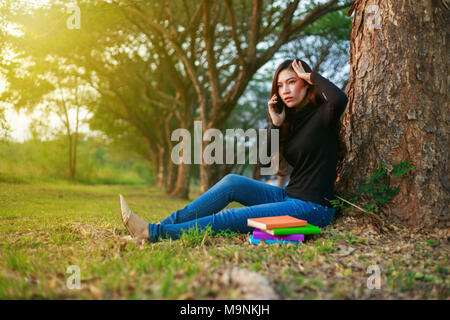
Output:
[0, 0, 448, 300]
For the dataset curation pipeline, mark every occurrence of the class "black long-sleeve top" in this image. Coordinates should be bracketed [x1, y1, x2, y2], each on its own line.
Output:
[265, 72, 348, 207]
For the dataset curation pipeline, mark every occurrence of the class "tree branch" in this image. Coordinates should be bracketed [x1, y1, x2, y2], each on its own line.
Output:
[246, 0, 263, 64]
[116, 0, 206, 116]
[202, 0, 222, 109]
[224, 0, 245, 68]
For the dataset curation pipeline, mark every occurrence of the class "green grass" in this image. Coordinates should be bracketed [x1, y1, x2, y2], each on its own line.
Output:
[0, 181, 448, 299]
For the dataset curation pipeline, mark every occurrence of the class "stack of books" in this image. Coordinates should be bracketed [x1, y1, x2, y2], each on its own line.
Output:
[247, 215, 321, 245]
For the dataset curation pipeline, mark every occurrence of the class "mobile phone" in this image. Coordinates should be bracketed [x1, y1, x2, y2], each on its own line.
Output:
[274, 93, 284, 114]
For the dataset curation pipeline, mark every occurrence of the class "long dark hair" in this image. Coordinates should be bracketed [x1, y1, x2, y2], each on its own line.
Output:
[268, 59, 326, 176]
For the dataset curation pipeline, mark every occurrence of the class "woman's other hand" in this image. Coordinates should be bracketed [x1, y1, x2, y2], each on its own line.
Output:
[268, 94, 286, 127]
[292, 59, 313, 85]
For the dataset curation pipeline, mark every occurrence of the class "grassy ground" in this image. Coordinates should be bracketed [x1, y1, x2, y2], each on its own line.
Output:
[0, 181, 448, 299]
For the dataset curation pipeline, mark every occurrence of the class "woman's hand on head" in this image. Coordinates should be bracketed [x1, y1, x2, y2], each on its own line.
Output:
[292, 59, 313, 85]
[268, 94, 286, 127]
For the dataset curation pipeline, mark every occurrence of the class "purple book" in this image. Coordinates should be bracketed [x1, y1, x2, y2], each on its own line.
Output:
[252, 229, 304, 242]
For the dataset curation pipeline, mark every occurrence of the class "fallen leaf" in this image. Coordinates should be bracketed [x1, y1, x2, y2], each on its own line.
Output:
[336, 245, 356, 256]
[49, 279, 56, 289]
[89, 285, 103, 299]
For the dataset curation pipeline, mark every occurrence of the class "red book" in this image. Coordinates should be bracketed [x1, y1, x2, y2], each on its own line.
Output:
[247, 215, 307, 230]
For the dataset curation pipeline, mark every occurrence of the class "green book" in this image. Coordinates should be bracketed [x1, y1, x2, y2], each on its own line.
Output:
[262, 223, 321, 236]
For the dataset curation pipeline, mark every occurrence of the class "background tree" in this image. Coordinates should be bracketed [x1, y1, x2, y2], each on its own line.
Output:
[117, 0, 352, 193]
[337, 0, 449, 230]
[41, 59, 96, 180]
[1, 1, 195, 196]
[1, 48, 95, 180]
[1, 0, 352, 200]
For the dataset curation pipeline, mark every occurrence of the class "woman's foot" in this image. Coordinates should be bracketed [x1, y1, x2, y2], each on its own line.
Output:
[119, 194, 149, 241]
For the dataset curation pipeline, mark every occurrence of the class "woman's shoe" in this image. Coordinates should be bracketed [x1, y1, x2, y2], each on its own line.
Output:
[119, 194, 136, 238]
[119, 194, 150, 241]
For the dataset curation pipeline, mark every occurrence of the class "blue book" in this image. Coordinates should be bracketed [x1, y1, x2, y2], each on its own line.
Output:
[248, 234, 302, 245]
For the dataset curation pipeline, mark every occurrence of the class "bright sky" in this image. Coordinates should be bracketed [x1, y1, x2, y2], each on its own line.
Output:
[2, 101, 94, 142]
[3, 109, 32, 142]
[1, 72, 92, 142]
[0, 0, 91, 142]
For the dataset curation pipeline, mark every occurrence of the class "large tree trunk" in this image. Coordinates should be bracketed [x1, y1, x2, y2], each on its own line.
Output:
[199, 162, 222, 194]
[67, 133, 74, 180]
[337, 0, 449, 230]
[170, 162, 191, 199]
[198, 121, 225, 193]
[168, 109, 194, 199]
[164, 146, 178, 194]
[155, 147, 165, 189]
[252, 163, 261, 181]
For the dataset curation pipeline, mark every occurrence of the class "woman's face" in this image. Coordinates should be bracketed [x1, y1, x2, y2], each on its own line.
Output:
[277, 68, 308, 108]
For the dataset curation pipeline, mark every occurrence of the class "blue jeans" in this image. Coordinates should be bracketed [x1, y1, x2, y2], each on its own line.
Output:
[148, 174, 335, 242]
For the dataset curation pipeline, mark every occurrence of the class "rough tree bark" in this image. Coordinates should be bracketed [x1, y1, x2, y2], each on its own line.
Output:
[337, 0, 449, 230]
[169, 120, 193, 199]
